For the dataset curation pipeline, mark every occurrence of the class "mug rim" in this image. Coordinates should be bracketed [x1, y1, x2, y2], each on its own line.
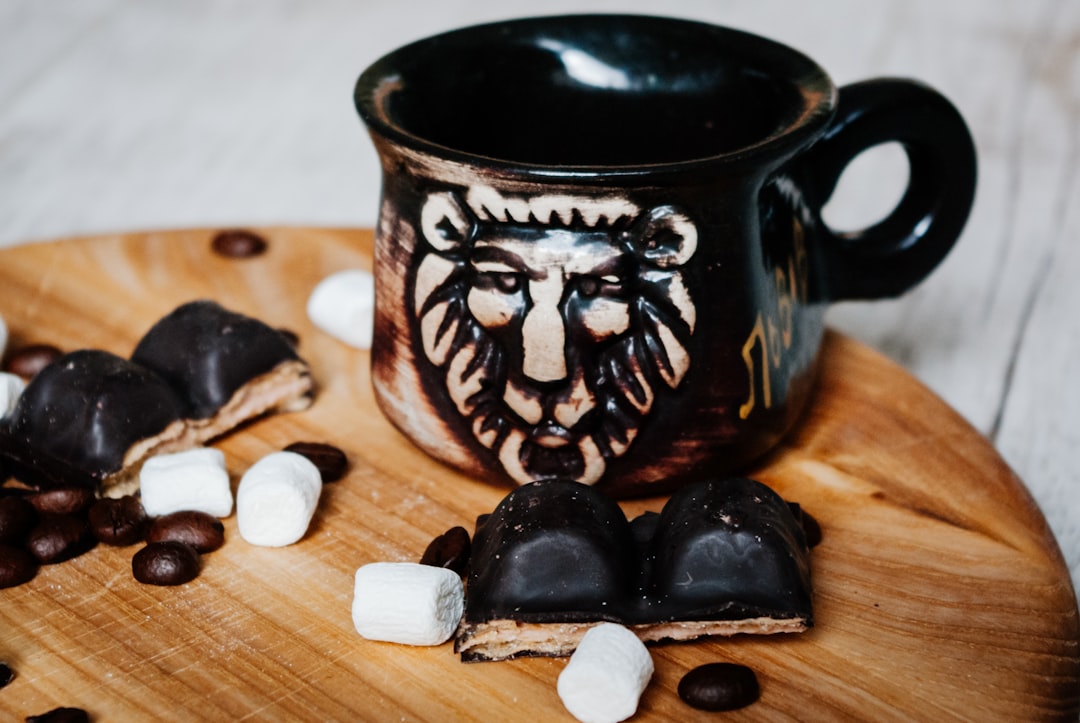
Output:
[355, 14, 838, 178]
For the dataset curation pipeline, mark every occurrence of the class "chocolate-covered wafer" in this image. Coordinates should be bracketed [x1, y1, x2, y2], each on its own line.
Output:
[0, 350, 189, 491]
[643, 477, 813, 628]
[132, 300, 312, 421]
[466, 480, 636, 621]
[455, 477, 812, 661]
[0, 301, 314, 496]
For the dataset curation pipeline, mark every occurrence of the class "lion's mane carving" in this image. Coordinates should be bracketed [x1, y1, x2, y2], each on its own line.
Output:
[412, 186, 698, 486]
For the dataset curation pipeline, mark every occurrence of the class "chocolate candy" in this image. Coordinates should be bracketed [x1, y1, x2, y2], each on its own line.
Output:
[647, 478, 812, 622]
[465, 480, 637, 626]
[0, 301, 313, 494]
[0, 350, 188, 490]
[456, 477, 813, 661]
[132, 300, 305, 419]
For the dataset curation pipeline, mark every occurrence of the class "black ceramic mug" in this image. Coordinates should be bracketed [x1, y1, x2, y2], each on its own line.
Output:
[354, 15, 976, 497]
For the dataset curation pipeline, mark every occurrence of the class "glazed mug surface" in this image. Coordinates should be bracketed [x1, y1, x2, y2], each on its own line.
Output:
[354, 14, 976, 497]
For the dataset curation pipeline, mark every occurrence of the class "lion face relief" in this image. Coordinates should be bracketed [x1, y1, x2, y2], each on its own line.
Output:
[412, 186, 698, 486]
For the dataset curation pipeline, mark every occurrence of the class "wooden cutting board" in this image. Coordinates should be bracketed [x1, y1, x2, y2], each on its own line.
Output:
[0, 228, 1077, 721]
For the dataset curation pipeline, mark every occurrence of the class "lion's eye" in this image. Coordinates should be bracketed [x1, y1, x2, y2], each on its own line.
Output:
[479, 271, 521, 294]
[577, 275, 624, 298]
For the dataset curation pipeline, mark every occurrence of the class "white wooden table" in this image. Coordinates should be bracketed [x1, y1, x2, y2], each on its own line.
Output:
[1, 0, 1077, 608]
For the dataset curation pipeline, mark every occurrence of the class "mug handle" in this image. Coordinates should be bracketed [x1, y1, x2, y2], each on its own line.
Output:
[799, 78, 977, 300]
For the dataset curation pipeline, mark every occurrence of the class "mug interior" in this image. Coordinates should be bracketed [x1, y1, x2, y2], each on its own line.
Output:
[357, 15, 835, 169]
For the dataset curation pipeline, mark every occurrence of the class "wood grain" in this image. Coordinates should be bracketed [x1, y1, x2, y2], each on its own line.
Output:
[0, 228, 1077, 721]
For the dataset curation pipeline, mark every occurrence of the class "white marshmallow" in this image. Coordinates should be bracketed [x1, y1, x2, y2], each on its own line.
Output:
[351, 562, 464, 646]
[140, 447, 233, 518]
[236, 451, 321, 547]
[557, 623, 654, 723]
[0, 371, 26, 418]
[306, 269, 375, 349]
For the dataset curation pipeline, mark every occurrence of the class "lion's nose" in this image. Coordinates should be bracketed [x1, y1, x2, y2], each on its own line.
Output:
[522, 276, 567, 382]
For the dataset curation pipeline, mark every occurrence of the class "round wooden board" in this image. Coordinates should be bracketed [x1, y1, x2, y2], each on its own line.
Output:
[0, 228, 1077, 721]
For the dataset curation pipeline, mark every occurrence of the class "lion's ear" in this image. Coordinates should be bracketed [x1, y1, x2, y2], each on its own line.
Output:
[421, 192, 474, 251]
[632, 206, 698, 268]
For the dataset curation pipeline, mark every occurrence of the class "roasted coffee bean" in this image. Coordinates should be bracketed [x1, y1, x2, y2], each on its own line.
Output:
[473, 513, 490, 539]
[132, 540, 200, 585]
[211, 229, 268, 258]
[802, 510, 822, 548]
[26, 513, 94, 564]
[0, 660, 14, 687]
[0, 495, 36, 544]
[26, 487, 95, 516]
[0, 543, 38, 588]
[277, 327, 300, 349]
[678, 662, 760, 711]
[147, 510, 224, 553]
[88, 495, 147, 546]
[419, 525, 471, 576]
[3, 343, 63, 379]
[25, 707, 90, 723]
[283, 441, 348, 483]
